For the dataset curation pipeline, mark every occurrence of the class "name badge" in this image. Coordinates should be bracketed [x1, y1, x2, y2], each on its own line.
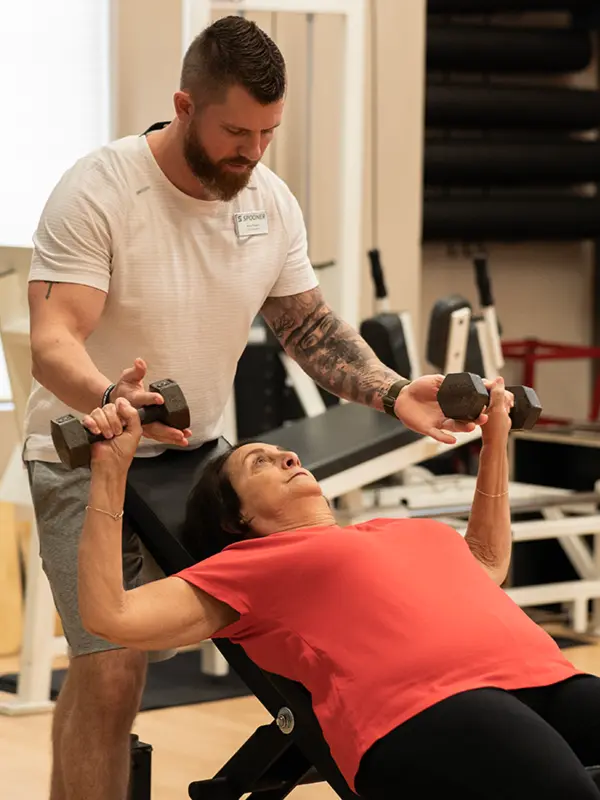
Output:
[234, 210, 268, 238]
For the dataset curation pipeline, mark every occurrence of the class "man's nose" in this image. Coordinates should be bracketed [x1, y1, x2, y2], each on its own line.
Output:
[240, 133, 262, 162]
[282, 451, 300, 469]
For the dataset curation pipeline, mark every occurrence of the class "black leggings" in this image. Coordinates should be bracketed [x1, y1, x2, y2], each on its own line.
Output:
[355, 675, 600, 799]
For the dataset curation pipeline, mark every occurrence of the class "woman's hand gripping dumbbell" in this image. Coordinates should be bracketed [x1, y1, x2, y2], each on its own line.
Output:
[51, 378, 191, 469]
[438, 372, 542, 431]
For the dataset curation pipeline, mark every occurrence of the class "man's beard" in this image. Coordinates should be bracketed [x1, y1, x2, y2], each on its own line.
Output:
[183, 125, 257, 202]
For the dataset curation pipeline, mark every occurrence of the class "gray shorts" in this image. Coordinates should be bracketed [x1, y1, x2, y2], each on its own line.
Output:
[27, 459, 174, 661]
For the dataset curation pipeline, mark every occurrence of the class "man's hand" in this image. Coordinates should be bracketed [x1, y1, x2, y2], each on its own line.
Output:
[83, 398, 143, 469]
[110, 357, 192, 446]
[394, 374, 489, 445]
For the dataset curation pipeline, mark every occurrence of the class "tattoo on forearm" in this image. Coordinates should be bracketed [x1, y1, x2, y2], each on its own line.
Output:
[45, 282, 55, 299]
[262, 289, 401, 409]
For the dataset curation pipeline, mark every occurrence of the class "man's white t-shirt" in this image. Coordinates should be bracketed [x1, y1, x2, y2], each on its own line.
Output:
[23, 127, 318, 463]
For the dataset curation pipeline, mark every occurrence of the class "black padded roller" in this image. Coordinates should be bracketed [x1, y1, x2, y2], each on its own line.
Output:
[423, 197, 600, 241]
[428, 0, 596, 14]
[426, 84, 600, 131]
[427, 24, 592, 74]
[425, 140, 600, 186]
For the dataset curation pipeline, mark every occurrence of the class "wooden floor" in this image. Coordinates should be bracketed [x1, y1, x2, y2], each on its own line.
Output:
[2, 633, 600, 799]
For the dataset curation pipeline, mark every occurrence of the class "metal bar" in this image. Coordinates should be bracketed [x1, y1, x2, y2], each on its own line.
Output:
[305, 13, 314, 245]
[337, 0, 367, 327]
[320, 428, 482, 499]
[443, 307, 471, 374]
[476, 318, 497, 381]
[0, 518, 64, 716]
[401, 491, 599, 519]
[182, 0, 211, 50]
[543, 507, 598, 581]
[506, 578, 600, 608]
[510, 516, 600, 543]
[281, 354, 327, 417]
[400, 311, 422, 379]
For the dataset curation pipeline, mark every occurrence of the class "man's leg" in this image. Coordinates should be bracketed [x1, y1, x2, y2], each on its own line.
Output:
[28, 459, 170, 800]
[51, 649, 147, 800]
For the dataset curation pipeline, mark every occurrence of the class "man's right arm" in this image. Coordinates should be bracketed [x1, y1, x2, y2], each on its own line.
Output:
[29, 280, 113, 414]
[27, 163, 191, 447]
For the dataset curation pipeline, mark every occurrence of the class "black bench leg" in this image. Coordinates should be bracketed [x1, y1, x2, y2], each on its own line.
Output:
[129, 733, 153, 800]
[189, 721, 315, 800]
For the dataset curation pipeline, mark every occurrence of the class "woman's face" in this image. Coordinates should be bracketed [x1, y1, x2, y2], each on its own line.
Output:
[226, 442, 323, 530]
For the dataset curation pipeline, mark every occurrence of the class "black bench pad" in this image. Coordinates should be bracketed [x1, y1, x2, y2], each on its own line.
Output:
[261, 403, 421, 481]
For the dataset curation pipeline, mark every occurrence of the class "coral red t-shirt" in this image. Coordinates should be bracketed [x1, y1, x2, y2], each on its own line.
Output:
[176, 518, 580, 791]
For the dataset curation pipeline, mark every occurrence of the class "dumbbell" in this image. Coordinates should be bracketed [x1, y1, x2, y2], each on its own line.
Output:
[438, 372, 541, 431]
[51, 379, 190, 470]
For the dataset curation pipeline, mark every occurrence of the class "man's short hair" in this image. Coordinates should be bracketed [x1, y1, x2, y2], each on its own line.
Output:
[180, 15, 287, 107]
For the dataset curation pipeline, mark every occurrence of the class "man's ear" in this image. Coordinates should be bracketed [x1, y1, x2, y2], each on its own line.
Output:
[174, 90, 195, 122]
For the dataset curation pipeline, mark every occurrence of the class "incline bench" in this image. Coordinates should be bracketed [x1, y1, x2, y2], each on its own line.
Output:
[123, 402, 600, 798]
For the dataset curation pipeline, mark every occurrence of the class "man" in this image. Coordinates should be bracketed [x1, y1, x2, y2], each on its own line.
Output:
[24, 15, 483, 800]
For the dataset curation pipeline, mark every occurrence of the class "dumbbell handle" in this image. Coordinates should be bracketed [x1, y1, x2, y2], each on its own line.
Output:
[84, 403, 168, 446]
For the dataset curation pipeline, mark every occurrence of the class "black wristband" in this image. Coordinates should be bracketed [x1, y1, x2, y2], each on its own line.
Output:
[382, 378, 411, 419]
[101, 383, 116, 407]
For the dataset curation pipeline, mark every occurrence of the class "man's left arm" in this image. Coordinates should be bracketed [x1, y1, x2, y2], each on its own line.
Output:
[261, 286, 402, 411]
[262, 287, 488, 445]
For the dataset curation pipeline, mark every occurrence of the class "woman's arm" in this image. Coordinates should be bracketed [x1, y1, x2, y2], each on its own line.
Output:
[464, 379, 512, 586]
[78, 400, 239, 651]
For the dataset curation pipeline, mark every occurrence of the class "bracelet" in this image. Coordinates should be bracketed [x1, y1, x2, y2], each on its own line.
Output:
[475, 488, 509, 499]
[86, 505, 124, 520]
[101, 383, 116, 407]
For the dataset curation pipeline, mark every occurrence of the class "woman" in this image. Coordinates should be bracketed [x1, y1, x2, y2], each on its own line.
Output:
[78, 379, 600, 799]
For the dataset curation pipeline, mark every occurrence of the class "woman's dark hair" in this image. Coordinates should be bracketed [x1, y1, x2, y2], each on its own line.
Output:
[181, 442, 256, 561]
[180, 15, 287, 107]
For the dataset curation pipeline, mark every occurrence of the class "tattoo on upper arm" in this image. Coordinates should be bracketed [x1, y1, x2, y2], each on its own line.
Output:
[263, 289, 399, 406]
[45, 282, 55, 299]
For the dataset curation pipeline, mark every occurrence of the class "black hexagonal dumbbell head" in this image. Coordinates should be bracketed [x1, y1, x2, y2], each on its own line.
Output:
[506, 385, 542, 431]
[439, 372, 542, 431]
[438, 372, 489, 422]
[50, 379, 190, 469]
